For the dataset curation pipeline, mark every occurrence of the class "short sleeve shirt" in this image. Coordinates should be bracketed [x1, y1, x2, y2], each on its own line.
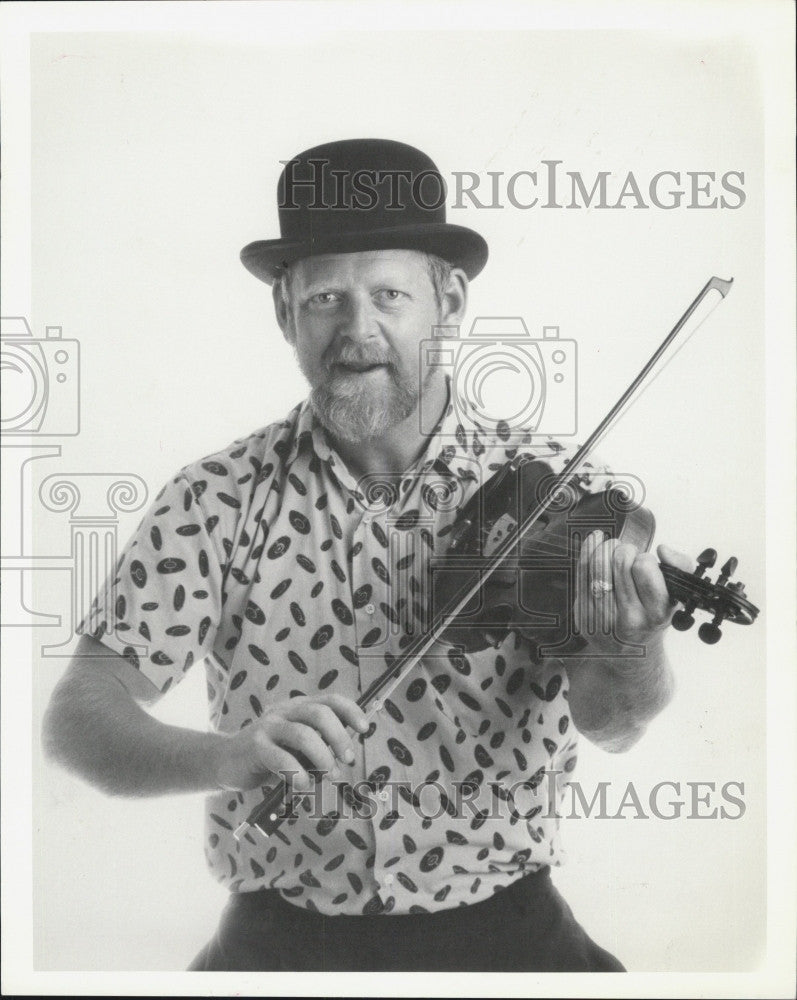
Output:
[80, 393, 613, 916]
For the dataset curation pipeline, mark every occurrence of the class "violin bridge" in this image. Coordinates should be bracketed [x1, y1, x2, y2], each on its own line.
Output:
[484, 514, 517, 556]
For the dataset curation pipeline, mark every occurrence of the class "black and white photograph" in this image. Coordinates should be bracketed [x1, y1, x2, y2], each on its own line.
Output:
[1, 1, 794, 995]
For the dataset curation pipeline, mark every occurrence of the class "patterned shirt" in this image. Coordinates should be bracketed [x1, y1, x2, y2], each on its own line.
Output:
[80, 391, 612, 916]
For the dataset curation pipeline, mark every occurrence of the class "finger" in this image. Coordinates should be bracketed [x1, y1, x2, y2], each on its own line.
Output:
[577, 529, 604, 582]
[252, 737, 314, 791]
[272, 720, 339, 777]
[576, 530, 604, 633]
[611, 542, 643, 611]
[291, 701, 357, 764]
[630, 552, 673, 626]
[589, 537, 617, 588]
[656, 543, 694, 574]
[589, 538, 618, 635]
[577, 530, 605, 597]
[319, 693, 370, 736]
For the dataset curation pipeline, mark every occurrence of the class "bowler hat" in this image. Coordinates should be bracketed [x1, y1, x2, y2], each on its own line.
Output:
[240, 138, 488, 284]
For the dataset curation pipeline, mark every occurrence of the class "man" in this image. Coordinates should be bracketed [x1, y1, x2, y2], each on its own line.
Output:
[42, 138, 690, 971]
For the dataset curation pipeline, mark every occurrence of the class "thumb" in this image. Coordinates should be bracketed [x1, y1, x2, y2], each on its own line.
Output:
[656, 543, 694, 574]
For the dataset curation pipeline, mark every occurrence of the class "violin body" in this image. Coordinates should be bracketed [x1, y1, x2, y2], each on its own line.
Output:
[430, 456, 757, 654]
[430, 457, 654, 656]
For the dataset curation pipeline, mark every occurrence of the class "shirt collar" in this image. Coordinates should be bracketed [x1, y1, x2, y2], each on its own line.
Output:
[282, 379, 477, 479]
[415, 378, 492, 474]
[293, 397, 336, 465]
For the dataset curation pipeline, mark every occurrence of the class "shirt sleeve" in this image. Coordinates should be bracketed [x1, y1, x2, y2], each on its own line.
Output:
[78, 469, 231, 694]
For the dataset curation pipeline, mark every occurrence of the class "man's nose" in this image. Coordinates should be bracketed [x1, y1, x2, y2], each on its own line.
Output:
[337, 296, 378, 343]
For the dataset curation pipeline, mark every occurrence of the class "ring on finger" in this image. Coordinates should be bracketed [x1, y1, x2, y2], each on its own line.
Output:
[590, 579, 614, 599]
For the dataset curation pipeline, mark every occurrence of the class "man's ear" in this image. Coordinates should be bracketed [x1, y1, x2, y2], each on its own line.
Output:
[272, 280, 294, 344]
[440, 268, 469, 326]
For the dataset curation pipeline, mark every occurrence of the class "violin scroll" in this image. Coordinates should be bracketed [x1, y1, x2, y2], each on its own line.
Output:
[666, 548, 759, 644]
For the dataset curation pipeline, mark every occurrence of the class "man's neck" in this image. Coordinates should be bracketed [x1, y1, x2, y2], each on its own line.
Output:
[329, 379, 448, 479]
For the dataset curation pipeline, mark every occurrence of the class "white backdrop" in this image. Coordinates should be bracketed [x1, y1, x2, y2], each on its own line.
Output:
[2, 2, 794, 995]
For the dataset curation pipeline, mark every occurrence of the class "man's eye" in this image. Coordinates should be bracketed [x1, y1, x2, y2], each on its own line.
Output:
[312, 292, 339, 305]
[377, 289, 404, 302]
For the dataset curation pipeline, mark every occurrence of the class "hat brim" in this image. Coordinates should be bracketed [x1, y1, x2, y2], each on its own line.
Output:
[240, 223, 488, 284]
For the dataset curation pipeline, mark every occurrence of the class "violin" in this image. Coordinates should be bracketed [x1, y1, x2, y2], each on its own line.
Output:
[429, 453, 758, 656]
[234, 275, 760, 843]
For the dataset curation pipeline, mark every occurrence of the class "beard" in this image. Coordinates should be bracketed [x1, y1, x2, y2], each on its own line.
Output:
[297, 342, 427, 443]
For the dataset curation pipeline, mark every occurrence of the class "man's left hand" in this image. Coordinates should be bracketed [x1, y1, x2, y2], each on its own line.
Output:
[574, 530, 694, 654]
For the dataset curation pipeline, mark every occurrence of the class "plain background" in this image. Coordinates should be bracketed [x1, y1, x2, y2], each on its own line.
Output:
[1, 3, 793, 993]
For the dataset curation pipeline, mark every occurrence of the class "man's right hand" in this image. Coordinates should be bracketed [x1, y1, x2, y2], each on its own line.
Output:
[214, 695, 370, 793]
[43, 634, 370, 799]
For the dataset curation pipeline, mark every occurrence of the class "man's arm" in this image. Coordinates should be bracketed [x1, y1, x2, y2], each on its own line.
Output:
[564, 636, 674, 752]
[563, 531, 689, 752]
[42, 634, 230, 796]
[42, 634, 368, 796]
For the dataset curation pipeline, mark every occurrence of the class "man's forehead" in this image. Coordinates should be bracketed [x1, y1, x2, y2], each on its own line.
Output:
[290, 250, 430, 286]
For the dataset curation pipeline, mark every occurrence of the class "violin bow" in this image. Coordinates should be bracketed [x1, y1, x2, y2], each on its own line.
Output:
[235, 275, 735, 841]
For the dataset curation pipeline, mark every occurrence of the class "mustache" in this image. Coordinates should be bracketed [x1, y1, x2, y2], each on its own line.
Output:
[323, 345, 396, 371]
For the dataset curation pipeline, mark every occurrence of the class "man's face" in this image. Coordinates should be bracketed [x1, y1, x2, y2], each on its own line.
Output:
[276, 250, 463, 443]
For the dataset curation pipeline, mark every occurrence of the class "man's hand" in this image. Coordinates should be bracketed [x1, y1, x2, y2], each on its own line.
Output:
[574, 530, 694, 654]
[43, 635, 370, 798]
[215, 695, 369, 793]
[565, 531, 694, 752]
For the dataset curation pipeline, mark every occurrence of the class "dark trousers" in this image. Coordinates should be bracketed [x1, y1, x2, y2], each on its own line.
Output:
[188, 867, 625, 972]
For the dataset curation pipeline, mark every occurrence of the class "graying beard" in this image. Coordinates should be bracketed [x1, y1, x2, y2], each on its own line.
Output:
[309, 377, 417, 442]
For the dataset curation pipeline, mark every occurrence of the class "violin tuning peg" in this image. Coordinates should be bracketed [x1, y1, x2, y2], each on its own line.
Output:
[698, 609, 724, 644]
[695, 548, 717, 574]
[672, 609, 695, 631]
[715, 556, 738, 588]
[698, 621, 723, 644]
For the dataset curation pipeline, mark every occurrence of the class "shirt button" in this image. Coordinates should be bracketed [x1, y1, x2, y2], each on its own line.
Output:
[378, 789, 390, 802]
[364, 603, 375, 615]
[383, 873, 395, 886]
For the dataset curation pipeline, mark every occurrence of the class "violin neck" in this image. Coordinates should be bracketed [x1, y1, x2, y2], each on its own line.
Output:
[659, 561, 699, 606]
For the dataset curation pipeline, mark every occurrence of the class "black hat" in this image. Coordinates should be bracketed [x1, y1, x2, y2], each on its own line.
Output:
[240, 138, 488, 284]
